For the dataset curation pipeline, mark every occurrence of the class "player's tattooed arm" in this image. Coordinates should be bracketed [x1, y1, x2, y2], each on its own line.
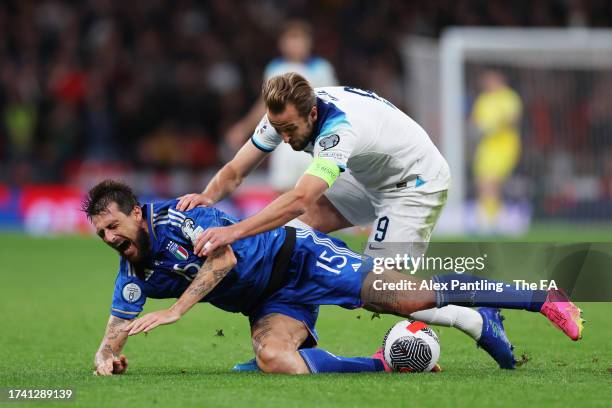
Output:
[93, 315, 130, 376]
[123, 245, 237, 336]
[173, 244, 237, 313]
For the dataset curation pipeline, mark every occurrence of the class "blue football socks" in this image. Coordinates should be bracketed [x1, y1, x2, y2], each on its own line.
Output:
[298, 348, 385, 373]
[433, 274, 546, 312]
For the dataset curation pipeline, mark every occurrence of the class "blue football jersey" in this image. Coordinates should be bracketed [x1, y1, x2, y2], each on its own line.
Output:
[110, 200, 286, 319]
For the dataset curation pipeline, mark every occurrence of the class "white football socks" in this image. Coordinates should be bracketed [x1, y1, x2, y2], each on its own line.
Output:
[410, 306, 484, 341]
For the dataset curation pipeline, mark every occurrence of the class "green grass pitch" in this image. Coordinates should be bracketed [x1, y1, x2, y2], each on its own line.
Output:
[1, 229, 611, 408]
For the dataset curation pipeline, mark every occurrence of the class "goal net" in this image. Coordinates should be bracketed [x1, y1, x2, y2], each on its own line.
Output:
[403, 28, 612, 235]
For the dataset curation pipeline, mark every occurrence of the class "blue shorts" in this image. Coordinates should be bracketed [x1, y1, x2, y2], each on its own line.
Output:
[248, 228, 372, 347]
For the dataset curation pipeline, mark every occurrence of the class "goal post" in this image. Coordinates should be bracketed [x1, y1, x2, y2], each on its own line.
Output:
[404, 28, 612, 235]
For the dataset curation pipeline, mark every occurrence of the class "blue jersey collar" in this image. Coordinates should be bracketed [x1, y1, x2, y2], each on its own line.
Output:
[142, 203, 160, 254]
[311, 97, 349, 143]
[312, 97, 329, 139]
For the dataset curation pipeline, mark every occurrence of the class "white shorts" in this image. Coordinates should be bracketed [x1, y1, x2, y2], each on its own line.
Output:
[268, 143, 312, 191]
[325, 171, 448, 258]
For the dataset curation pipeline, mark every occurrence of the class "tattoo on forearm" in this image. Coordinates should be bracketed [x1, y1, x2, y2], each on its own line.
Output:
[101, 344, 114, 356]
[116, 335, 127, 351]
[99, 316, 129, 359]
[106, 316, 127, 340]
[186, 253, 233, 300]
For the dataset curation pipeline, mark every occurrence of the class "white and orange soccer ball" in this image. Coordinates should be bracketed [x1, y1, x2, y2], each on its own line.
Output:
[382, 319, 440, 372]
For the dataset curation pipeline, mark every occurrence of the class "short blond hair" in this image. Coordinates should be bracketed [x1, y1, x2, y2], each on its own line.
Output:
[262, 72, 316, 119]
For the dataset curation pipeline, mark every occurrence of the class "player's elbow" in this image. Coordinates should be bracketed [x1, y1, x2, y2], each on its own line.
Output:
[225, 250, 238, 269]
[214, 246, 238, 270]
[224, 162, 246, 189]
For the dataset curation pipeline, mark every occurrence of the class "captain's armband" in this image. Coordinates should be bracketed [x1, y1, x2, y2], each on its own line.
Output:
[305, 158, 341, 187]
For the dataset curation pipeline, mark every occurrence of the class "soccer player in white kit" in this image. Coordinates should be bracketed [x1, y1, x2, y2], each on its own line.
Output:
[224, 20, 337, 192]
[178, 72, 517, 369]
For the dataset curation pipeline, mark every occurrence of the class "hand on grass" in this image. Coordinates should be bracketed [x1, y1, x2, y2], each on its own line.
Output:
[94, 354, 128, 376]
[123, 309, 182, 336]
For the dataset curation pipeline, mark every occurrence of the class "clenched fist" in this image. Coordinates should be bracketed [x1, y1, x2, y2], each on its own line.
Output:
[94, 354, 128, 376]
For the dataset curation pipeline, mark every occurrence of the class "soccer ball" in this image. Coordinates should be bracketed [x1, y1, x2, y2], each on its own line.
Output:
[382, 319, 440, 372]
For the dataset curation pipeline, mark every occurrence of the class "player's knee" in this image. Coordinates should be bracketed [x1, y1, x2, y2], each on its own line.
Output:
[256, 343, 300, 374]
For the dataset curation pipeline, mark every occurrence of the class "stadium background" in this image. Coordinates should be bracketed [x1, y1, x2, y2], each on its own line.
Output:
[1, 0, 612, 235]
[1, 1, 611, 407]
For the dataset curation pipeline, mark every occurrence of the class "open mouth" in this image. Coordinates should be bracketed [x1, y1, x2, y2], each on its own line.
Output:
[116, 239, 131, 253]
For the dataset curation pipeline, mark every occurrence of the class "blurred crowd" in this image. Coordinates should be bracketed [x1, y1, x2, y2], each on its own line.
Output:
[1, 0, 611, 185]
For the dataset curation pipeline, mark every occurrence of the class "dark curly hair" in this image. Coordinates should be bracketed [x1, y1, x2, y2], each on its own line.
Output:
[81, 179, 140, 221]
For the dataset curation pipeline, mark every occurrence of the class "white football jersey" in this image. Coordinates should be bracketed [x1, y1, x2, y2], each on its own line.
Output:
[251, 86, 450, 193]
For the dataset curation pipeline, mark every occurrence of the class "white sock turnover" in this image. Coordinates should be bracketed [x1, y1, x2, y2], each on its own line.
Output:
[410, 305, 484, 341]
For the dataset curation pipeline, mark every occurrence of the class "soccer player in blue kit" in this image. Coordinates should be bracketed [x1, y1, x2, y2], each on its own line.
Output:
[86, 180, 583, 376]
